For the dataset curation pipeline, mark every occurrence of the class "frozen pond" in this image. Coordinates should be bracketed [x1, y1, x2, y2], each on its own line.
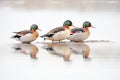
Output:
[1, 42, 120, 80]
[0, 0, 120, 80]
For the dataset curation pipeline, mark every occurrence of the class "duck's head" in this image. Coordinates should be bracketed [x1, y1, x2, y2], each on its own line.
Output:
[83, 21, 95, 28]
[30, 24, 41, 31]
[63, 20, 73, 27]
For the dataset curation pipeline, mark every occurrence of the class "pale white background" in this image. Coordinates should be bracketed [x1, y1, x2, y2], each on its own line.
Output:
[0, 0, 120, 43]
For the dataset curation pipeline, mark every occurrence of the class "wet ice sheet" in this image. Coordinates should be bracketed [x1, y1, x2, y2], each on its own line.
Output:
[0, 42, 120, 80]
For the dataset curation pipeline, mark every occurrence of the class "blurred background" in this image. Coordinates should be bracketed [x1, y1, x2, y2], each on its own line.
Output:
[0, 0, 120, 43]
[0, 0, 120, 11]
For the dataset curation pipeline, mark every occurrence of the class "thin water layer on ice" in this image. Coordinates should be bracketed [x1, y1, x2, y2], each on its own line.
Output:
[0, 42, 120, 80]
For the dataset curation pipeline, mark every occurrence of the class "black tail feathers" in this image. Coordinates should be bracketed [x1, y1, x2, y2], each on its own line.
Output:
[11, 35, 21, 39]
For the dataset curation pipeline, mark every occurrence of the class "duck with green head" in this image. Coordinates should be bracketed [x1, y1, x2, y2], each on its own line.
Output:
[40, 20, 74, 42]
[12, 24, 41, 43]
[67, 21, 95, 42]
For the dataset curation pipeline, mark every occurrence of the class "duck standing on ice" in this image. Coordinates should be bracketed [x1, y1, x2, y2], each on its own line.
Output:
[40, 20, 75, 42]
[67, 21, 95, 42]
[11, 24, 41, 43]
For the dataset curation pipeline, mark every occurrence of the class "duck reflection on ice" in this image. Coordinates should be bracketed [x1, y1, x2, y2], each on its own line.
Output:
[43, 43, 71, 61]
[69, 43, 91, 60]
[42, 42, 91, 61]
[12, 43, 39, 59]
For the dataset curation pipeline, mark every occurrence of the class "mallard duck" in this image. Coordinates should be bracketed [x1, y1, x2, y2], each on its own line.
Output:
[12, 24, 41, 43]
[67, 21, 95, 42]
[40, 20, 74, 42]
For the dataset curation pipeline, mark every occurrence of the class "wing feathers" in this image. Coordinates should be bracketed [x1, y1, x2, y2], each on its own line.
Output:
[13, 30, 33, 36]
[41, 27, 65, 38]
[71, 28, 85, 33]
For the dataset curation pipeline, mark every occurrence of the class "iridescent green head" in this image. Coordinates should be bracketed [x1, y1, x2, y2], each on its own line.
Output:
[63, 20, 73, 27]
[83, 21, 92, 28]
[30, 24, 39, 31]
